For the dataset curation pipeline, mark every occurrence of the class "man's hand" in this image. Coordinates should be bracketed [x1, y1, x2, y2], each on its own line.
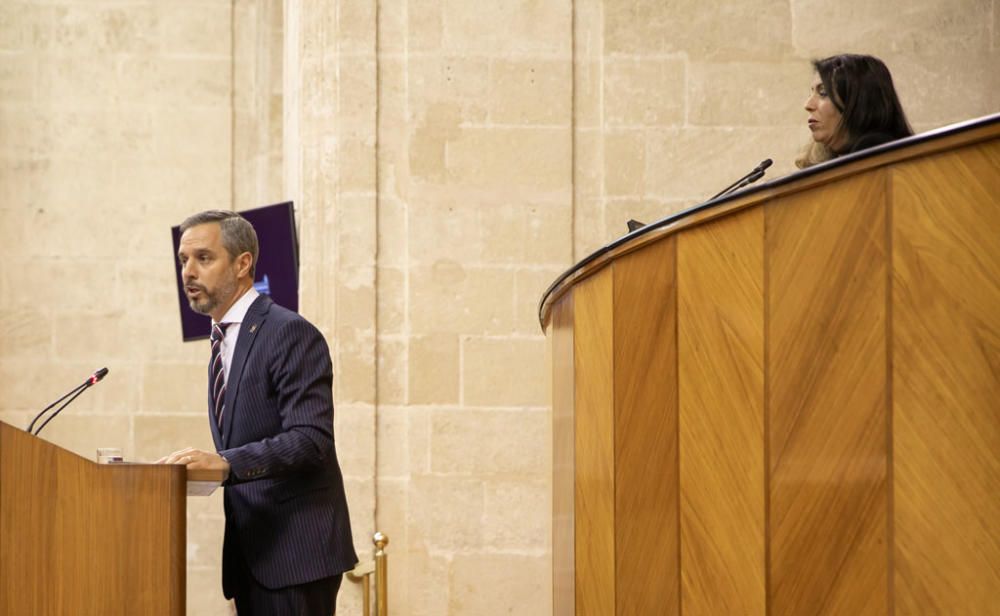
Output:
[157, 447, 230, 479]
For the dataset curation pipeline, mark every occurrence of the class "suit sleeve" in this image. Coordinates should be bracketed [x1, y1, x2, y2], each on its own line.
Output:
[219, 318, 336, 483]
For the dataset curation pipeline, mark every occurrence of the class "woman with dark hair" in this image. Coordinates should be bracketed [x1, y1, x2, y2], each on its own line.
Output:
[796, 54, 914, 168]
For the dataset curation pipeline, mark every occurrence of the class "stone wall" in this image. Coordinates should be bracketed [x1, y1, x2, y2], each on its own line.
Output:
[0, 1, 996, 615]
[0, 2, 234, 613]
[573, 0, 998, 255]
[369, 2, 570, 612]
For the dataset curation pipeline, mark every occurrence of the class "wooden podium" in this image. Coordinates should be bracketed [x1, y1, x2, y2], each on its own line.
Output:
[541, 114, 1000, 615]
[0, 421, 223, 615]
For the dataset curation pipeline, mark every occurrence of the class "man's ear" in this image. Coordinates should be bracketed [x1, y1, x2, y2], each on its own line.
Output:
[235, 252, 254, 280]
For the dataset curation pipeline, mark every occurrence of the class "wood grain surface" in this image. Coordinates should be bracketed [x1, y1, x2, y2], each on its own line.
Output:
[613, 237, 679, 615]
[891, 143, 1000, 614]
[767, 172, 890, 616]
[0, 422, 186, 616]
[548, 128, 999, 616]
[678, 209, 766, 615]
[573, 270, 615, 615]
[551, 297, 576, 616]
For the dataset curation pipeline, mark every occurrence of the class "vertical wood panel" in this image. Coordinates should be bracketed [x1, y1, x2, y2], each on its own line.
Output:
[0, 425, 57, 615]
[678, 209, 766, 615]
[892, 143, 1000, 614]
[767, 173, 890, 616]
[613, 237, 679, 615]
[0, 423, 185, 615]
[551, 296, 576, 616]
[574, 270, 615, 615]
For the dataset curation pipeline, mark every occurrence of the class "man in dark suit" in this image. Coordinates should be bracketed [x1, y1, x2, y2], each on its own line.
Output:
[160, 210, 357, 615]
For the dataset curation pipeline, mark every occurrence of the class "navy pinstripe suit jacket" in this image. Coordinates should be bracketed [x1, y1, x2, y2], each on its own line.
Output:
[210, 294, 357, 596]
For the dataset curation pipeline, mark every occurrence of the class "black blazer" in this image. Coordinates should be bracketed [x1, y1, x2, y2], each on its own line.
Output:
[212, 294, 357, 595]
[846, 132, 897, 154]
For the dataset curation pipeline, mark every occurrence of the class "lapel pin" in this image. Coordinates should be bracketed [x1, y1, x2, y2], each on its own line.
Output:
[250, 323, 258, 334]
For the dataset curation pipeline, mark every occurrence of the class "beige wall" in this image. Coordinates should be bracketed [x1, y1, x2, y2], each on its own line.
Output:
[1, 1, 996, 615]
[0, 2, 235, 613]
[574, 0, 999, 255]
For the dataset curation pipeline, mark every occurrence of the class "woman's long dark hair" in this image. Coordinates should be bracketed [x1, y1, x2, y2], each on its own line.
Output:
[814, 54, 913, 152]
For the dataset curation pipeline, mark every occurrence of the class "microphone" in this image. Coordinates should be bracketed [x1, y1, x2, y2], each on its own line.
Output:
[88, 367, 110, 385]
[624, 158, 772, 234]
[709, 158, 772, 200]
[27, 368, 110, 436]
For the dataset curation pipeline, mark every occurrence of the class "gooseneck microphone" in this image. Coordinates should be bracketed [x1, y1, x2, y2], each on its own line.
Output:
[709, 158, 773, 200]
[27, 367, 110, 436]
[624, 158, 773, 233]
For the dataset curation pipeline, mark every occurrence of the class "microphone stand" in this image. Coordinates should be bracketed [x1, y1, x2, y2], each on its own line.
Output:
[723, 168, 766, 196]
[710, 159, 773, 200]
[26, 368, 110, 436]
[623, 159, 773, 234]
[26, 382, 89, 434]
[34, 383, 95, 436]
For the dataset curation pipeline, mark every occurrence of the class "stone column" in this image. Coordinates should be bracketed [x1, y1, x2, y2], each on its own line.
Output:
[283, 2, 379, 612]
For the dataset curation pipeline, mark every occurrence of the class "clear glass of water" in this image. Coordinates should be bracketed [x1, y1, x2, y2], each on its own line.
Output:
[96, 447, 124, 464]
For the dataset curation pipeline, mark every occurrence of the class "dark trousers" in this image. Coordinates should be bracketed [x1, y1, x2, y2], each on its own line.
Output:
[231, 553, 344, 616]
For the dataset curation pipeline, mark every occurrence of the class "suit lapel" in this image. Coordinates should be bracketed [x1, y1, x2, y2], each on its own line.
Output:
[222, 294, 271, 448]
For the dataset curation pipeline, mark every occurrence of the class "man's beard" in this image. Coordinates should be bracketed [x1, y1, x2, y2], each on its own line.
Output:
[188, 275, 238, 316]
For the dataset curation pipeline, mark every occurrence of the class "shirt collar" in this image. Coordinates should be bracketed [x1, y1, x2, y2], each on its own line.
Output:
[214, 287, 260, 327]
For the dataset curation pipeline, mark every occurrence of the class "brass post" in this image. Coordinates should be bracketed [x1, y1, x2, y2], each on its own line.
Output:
[346, 559, 375, 616]
[373, 532, 388, 616]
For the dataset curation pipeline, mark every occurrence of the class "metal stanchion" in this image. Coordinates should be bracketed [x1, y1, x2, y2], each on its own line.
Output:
[373, 532, 388, 616]
[346, 532, 389, 616]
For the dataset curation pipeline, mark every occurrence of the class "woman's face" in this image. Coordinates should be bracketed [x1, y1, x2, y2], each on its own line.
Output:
[804, 76, 845, 150]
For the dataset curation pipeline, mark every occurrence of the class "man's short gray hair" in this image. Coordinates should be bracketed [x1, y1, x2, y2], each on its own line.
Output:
[180, 210, 259, 277]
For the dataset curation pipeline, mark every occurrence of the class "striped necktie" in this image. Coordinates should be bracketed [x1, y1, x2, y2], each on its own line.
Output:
[210, 322, 231, 428]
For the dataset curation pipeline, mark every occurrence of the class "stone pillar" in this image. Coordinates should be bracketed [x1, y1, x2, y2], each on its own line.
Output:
[234, 0, 285, 209]
[282, 1, 379, 612]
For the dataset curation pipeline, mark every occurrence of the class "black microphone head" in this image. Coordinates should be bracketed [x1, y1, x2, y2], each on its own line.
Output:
[757, 158, 773, 171]
[90, 367, 109, 384]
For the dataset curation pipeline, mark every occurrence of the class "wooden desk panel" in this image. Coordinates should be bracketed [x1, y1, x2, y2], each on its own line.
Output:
[0, 423, 185, 616]
[551, 297, 576, 616]
[613, 238, 679, 615]
[891, 143, 1000, 614]
[574, 271, 615, 616]
[678, 208, 766, 616]
[545, 117, 1000, 616]
[766, 172, 890, 616]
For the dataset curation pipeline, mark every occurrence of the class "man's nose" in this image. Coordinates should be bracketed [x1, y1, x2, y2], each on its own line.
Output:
[181, 260, 196, 279]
